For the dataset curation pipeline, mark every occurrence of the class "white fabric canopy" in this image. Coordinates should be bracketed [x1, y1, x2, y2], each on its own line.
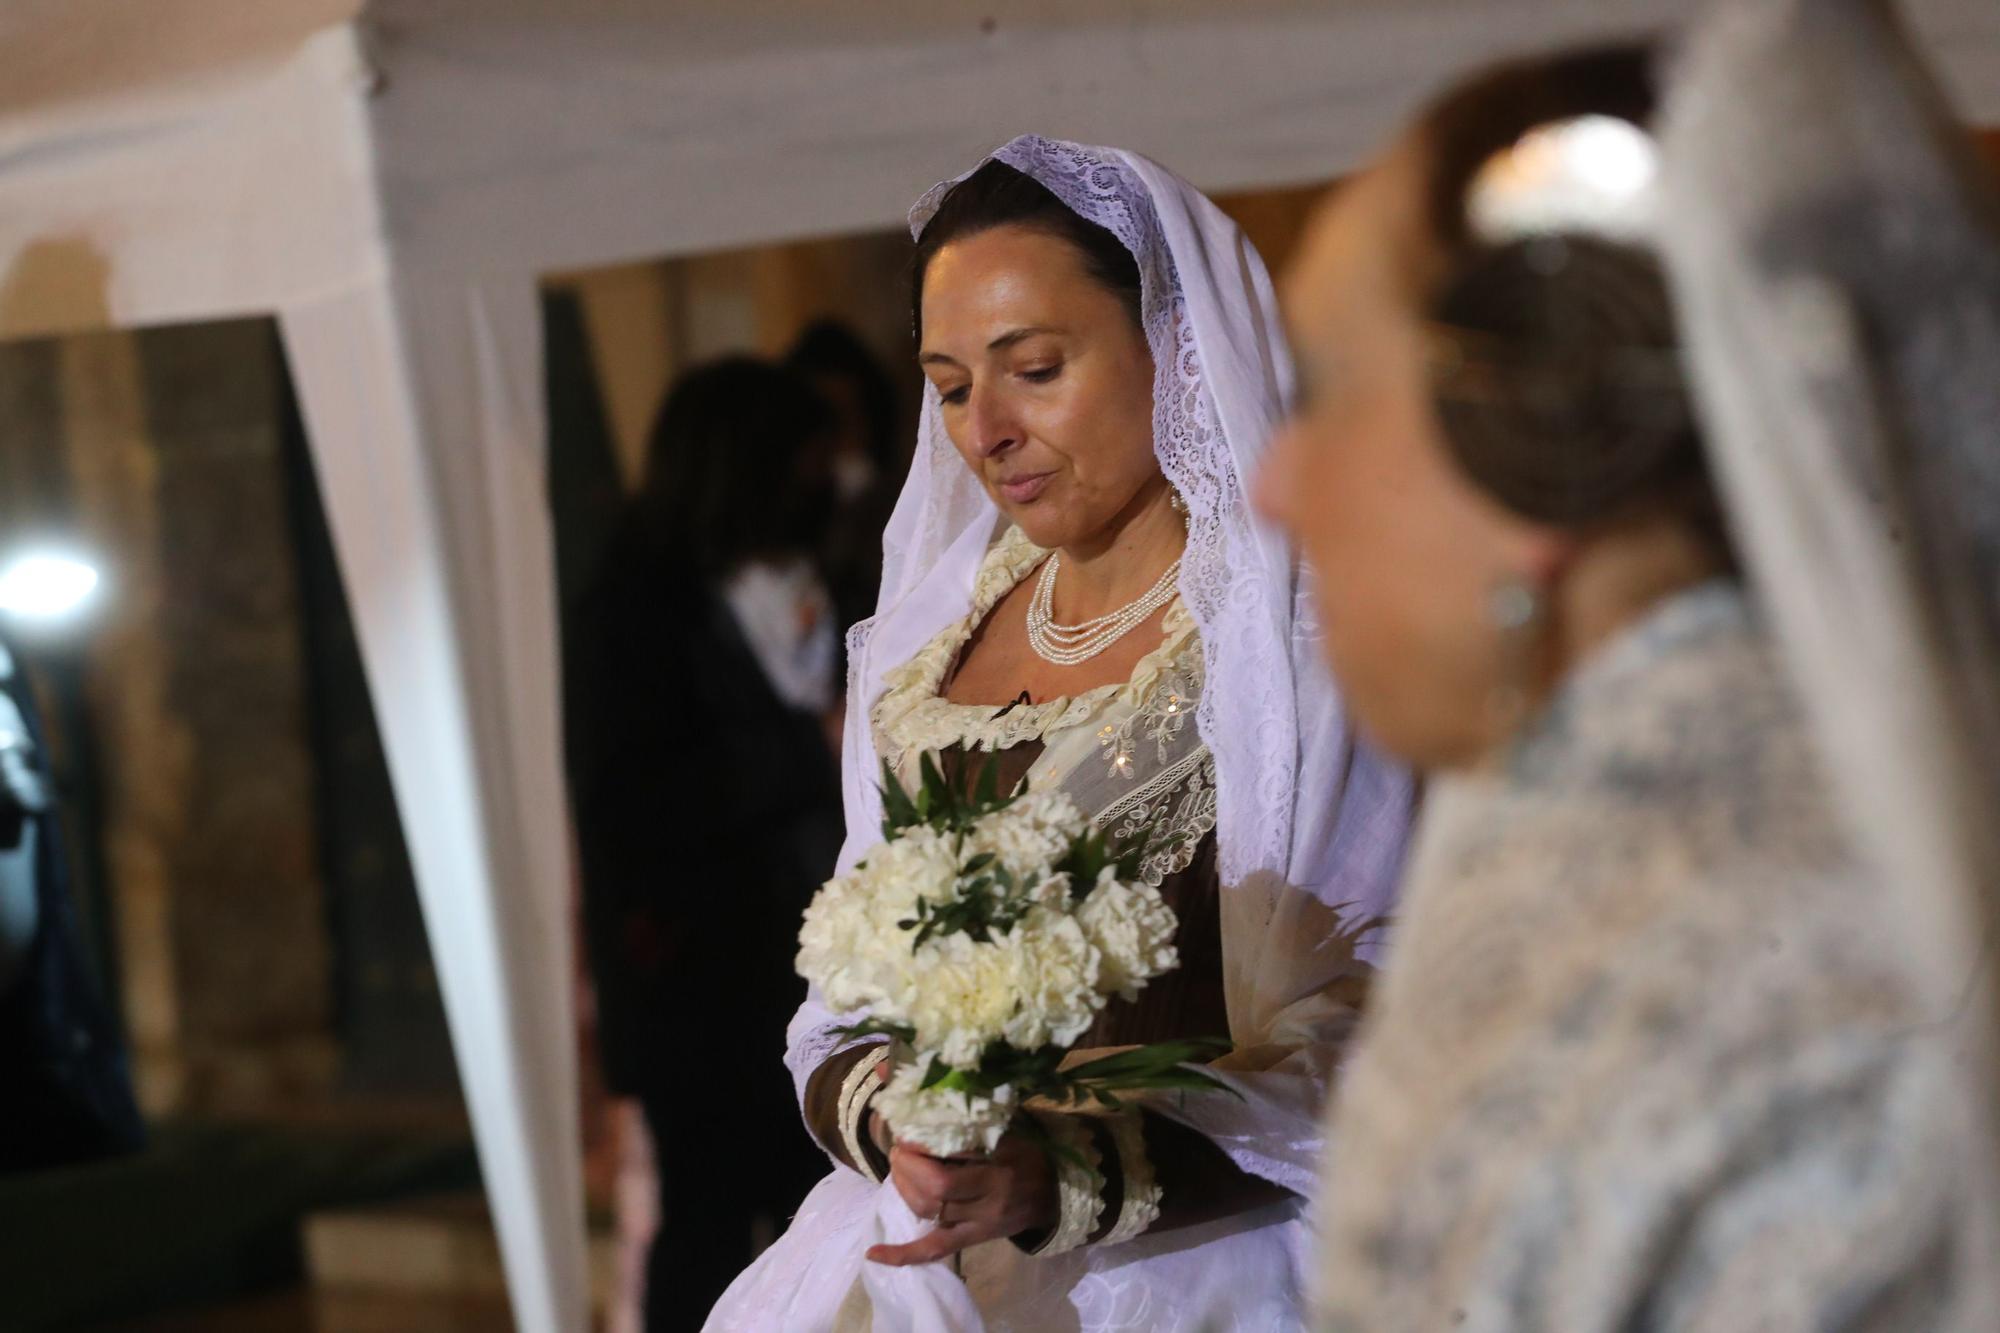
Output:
[2, 2, 1996, 1326]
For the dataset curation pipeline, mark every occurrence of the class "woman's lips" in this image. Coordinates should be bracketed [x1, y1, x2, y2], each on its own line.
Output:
[997, 471, 1054, 504]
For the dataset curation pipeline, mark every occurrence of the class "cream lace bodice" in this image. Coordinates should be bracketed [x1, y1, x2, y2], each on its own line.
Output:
[871, 526, 1214, 887]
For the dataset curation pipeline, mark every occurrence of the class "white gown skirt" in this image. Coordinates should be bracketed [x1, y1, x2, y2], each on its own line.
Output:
[704, 1163, 1310, 1332]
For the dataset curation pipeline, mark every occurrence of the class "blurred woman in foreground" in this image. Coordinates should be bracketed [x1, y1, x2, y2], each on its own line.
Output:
[1259, 9, 2000, 1329]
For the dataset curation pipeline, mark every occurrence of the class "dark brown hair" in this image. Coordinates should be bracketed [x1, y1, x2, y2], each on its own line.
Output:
[633, 356, 836, 578]
[1413, 45, 1731, 561]
[786, 319, 902, 474]
[910, 160, 1143, 342]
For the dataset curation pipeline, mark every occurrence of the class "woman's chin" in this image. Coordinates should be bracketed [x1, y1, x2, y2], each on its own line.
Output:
[997, 503, 1076, 551]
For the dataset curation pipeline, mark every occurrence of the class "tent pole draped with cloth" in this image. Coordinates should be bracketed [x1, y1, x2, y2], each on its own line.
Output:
[3, 3, 1997, 1326]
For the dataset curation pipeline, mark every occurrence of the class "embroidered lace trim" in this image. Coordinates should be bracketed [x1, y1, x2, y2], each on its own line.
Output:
[1023, 1110, 1105, 1256]
[837, 1046, 890, 1184]
[1101, 1108, 1163, 1246]
[873, 525, 1201, 769]
[1098, 746, 1218, 885]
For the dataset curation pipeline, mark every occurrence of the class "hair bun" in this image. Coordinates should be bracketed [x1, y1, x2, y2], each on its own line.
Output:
[1428, 236, 1701, 527]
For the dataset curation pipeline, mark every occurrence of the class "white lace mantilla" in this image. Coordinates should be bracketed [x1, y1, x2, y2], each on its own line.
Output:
[871, 526, 1215, 886]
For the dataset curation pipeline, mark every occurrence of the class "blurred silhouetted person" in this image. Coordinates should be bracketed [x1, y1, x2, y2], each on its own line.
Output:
[0, 633, 142, 1173]
[565, 356, 845, 1330]
[785, 320, 906, 643]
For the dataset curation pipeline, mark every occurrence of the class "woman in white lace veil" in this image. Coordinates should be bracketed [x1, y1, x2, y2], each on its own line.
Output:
[705, 136, 1413, 1331]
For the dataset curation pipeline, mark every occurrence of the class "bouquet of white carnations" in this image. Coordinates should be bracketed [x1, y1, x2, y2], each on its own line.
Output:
[796, 754, 1230, 1159]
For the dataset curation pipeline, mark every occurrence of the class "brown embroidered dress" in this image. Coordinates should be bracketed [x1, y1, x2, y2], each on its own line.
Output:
[803, 528, 1283, 1263]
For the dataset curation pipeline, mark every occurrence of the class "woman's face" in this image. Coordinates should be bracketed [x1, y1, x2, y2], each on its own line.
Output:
[919, 225, 1159, 552]
[1255, 141, 1562, 769]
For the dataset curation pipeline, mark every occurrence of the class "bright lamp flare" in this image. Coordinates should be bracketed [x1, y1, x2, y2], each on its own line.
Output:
[1468, 114, 1660, 244]
[0, 553, 101, 621]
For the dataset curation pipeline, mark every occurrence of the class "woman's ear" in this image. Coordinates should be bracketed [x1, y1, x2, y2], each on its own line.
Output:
[1518, 529, 1576, 591]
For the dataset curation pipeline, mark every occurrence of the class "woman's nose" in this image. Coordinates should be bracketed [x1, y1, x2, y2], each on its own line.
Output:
[967, 385, 1020, 458]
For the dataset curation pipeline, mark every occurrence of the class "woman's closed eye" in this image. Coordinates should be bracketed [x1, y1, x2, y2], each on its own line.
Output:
[932, 362, 1060, 406]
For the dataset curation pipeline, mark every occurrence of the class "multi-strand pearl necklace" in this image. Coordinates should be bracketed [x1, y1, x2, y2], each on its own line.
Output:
[1026, 552, 1183, 666]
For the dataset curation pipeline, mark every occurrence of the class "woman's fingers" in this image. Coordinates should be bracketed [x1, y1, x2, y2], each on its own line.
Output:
[889, 1143, 993, 1212]
[870, 1134, 1059, 1266]
[865, 1222, 981, 1267]
[933, 1162, 995, 1202]
[889, 1157, 942, 1219]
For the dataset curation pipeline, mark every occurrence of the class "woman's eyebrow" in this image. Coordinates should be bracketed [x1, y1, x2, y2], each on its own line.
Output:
[920, 326, 1062, 369]
[987, 325, 1060, 351]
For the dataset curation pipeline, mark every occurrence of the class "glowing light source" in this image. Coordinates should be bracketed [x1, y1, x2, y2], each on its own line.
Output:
[1563, 116, 1657, 197]
[0, 552, 101, 622]
[1468, 114, 1660, 245]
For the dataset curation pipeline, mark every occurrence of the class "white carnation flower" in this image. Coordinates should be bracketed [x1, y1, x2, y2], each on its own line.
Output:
[901, 931, 1022, 1067]
[867, 825, 963, 905]
[872, 1058, 1017, 1158]
[1000, 907, 1105, 1052]
[796, 873, 884, 1013]
[1075, 870, 1180, 1001]
[797, 825, 961, 1018]
[966, 789, 1087, 875]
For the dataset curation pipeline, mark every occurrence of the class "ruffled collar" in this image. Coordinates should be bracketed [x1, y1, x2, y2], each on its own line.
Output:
[873, 526, 1201, 761]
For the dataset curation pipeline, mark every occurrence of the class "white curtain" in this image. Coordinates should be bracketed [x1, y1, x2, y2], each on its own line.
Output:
[280, 266, 587, 1333]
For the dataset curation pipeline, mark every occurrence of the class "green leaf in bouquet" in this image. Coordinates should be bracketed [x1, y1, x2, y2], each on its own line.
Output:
[1060, 1037, 1244, 1102]
[1062, 1037, 1232, 1081]
[973, 1041, 1065, 1093]
[973, 749, 1003, 812]
[880, 748, 1031, 844]
[1088, 1066, 1239, 1096]
[1056, 829, 1110, 897]
[1057, 821, 1166, 896]
[832, 1016, 916, 1044]
[920, 1059, 1011, 1100]
[917, 751, 951, 822]
[878, 760, 921, 838]
[906, 900, 942, 950]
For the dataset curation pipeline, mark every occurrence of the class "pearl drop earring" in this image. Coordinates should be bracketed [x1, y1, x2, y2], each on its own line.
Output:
[1486, 576, 1546, 733]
